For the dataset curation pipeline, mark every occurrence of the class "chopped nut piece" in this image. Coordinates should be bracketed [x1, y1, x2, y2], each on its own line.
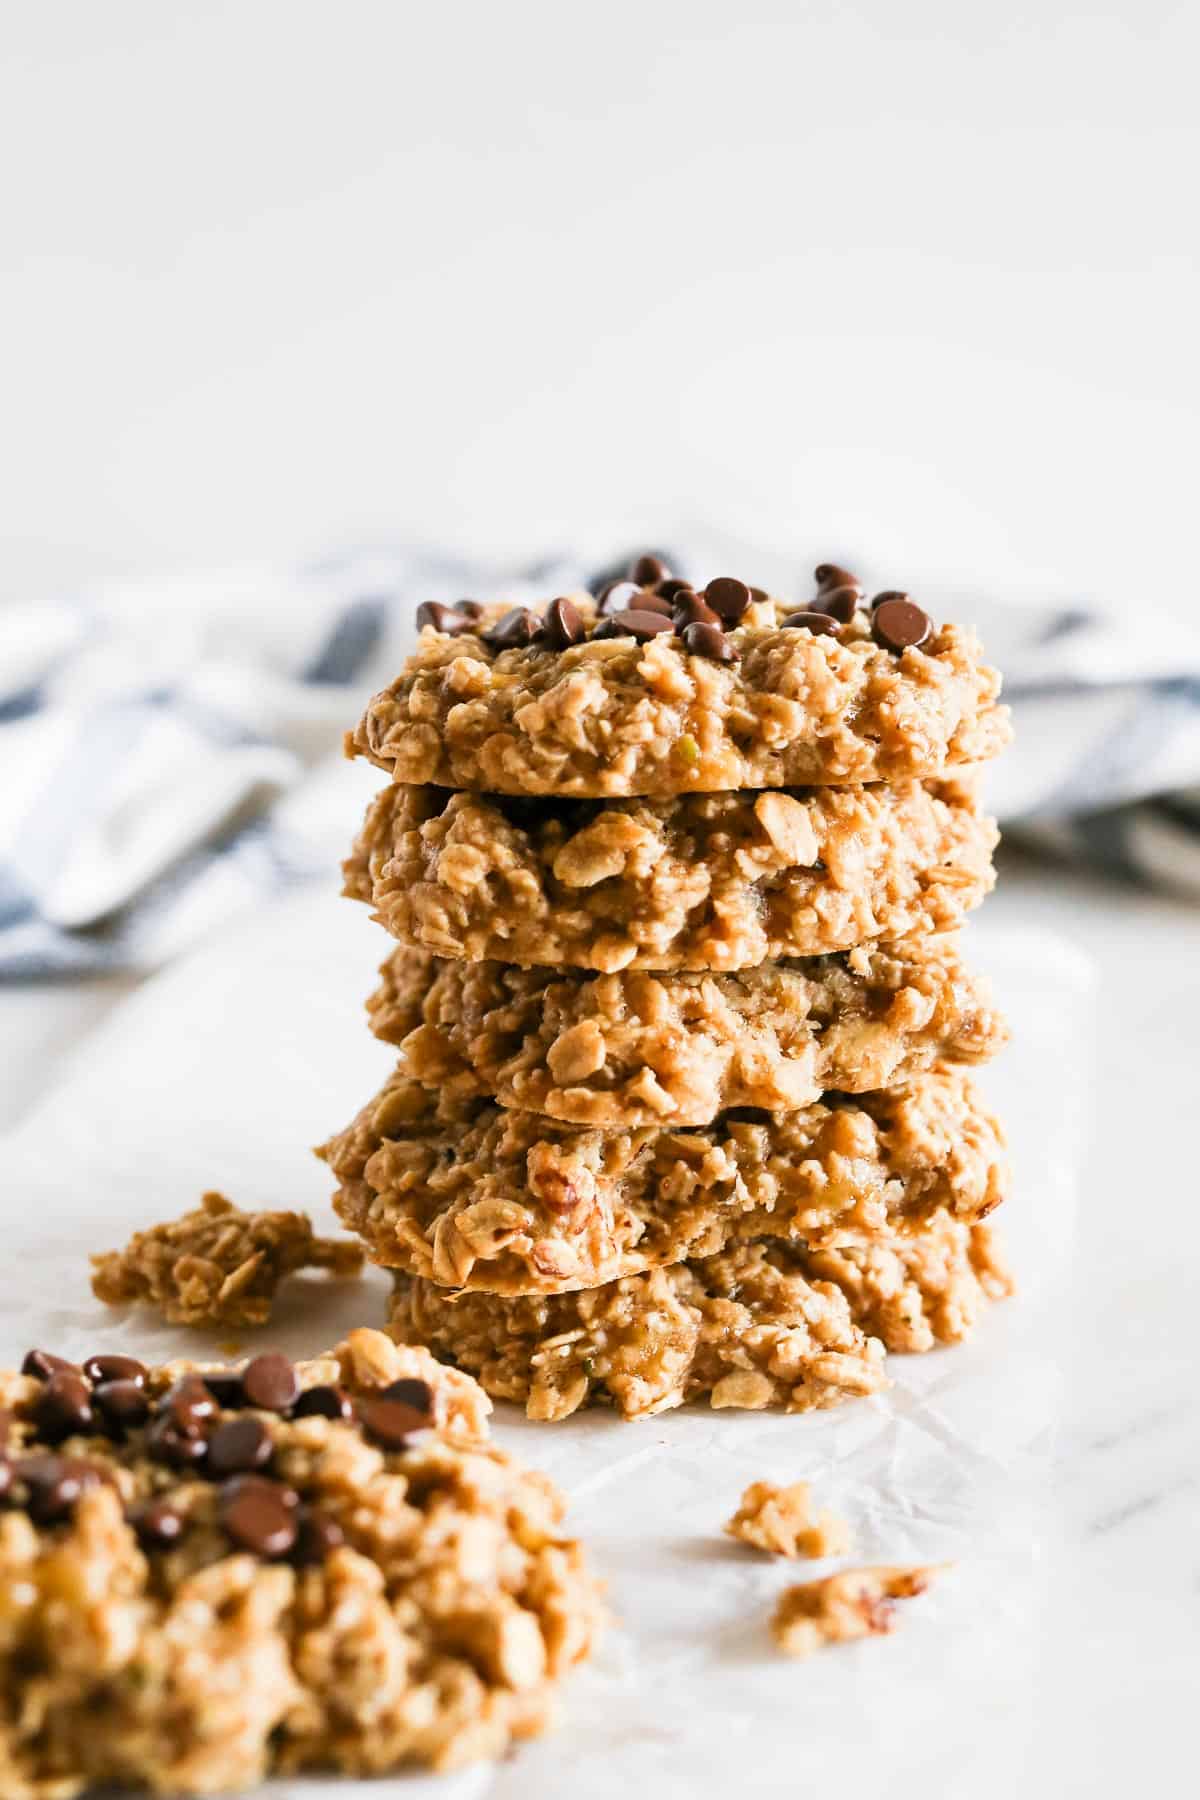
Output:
[771, 1565, 941, 1658]
[725, 1481, 852, 1559]
[91, 1192, 364, 1328]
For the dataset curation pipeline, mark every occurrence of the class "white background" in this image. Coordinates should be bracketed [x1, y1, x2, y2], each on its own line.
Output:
[1, 0, 1197, 612]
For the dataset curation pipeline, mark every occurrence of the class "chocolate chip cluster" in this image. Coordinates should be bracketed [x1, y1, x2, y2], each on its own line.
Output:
[4, 1347, 437, 1565]
[414, 555, 933, 662]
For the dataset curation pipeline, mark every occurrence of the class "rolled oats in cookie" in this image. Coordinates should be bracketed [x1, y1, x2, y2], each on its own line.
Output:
[318, 1067, 1008, 1294]
[90, 1190, 364, 1328]
[365, 935, 1009, 1128]
[344, 777, 998, 972]
[347, 587, 1009, 796]
[385, 1213, 1010, 1422]
[0, 1329, 602, 1795]
[387, 1240, 891, 1422]
[770, 1565, 941, 1657]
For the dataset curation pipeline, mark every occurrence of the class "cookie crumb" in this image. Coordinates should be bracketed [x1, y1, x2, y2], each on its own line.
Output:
[725, 1481, 852, 1559]
[91, 1191, 365, 1328]
[771, 1564, 941, 1658]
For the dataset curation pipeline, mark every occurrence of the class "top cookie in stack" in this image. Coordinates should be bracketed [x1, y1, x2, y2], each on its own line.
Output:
[323, 557, 1012, 1422]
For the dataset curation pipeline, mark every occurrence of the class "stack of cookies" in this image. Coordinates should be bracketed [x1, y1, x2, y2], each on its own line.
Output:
[321, 557, 1013, 1423]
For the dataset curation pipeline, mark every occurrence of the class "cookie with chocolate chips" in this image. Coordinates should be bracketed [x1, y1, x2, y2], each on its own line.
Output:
[355, 560, 1008, 795]
[0, 1329, 601, 1792]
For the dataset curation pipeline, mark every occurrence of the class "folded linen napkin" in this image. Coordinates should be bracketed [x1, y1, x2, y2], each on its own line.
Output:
[2, 543, 1196, 979]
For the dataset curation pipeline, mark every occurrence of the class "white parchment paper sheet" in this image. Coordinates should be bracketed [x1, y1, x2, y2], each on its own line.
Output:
[0, 890, 1093, 1800]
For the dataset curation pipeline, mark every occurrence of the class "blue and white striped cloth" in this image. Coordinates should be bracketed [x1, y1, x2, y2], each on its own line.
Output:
[2, 544, 1198, 979]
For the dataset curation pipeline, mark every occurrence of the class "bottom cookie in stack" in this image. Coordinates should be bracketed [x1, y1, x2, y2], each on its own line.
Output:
[385, 1215, 1012, 1423]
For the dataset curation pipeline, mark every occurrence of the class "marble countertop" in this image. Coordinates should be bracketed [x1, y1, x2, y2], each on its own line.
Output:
[0, 845, 1194, 1796]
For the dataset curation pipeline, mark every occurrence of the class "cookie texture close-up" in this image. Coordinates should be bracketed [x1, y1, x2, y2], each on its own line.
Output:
[319, 1067, 1008, 1294]
[389, 1235, 891, 1421]
[345, 776, 997, 972]
[386, 1215, 1009, 1422]
[366, 935, 1008, 1127]
[348, 595, 1010, 797]
[0, 1329, 602, 1796]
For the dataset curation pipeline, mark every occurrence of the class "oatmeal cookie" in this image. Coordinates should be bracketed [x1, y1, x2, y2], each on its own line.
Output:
[367, 935, 1007, 1128]
[91, 1191, 364, 1328]
[386, 1240, 890, 1422]
[349, 597, 1009, 796]
[0, 1330, 601, 1796]
[345, 777, 997, 972]
[725, 1482, 852, 1559]
[770, 1565, 940, 1657]
[385, 1215, 1009, 1422]
[319, 1068, 1007, 1294]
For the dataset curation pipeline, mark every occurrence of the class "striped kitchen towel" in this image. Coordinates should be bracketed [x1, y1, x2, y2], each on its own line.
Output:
[2, 543, 1197, 979]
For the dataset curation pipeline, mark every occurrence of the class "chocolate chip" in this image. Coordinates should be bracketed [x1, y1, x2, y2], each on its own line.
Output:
[415, 600, 473, 635]
[655, 578, 694, 602]
[292, 1509, 346, 1566]
[22, 1350, 80, 1383]
[292, 1384, 354, 1422]
[93, 1380, 150, 1436]
[17, 1454, 101, 1524]
[359, 1396, 433, 1450]
[592, 609, 674, 643]
[809, 585, 860, 624]
[749, 586, 772, 606]
[128, 1498, 186, 1548]
[595, 579, 643, 616]
[207, 1416, 273, 1477]
[82, 1355, 147, 1389]
[163, 1376, 217, 1436]
[868, 588, 905, 612]
[241, 1354, 299, 1414]
[671, 592, 721, 631]
[782, 611, 843, 637]
[681, 621, 740, 663]
[703, 577, 752, 624]
[198, 1369, 245, 1407]
[223, 1472, 299, 1509]
[221, 1477, 299, 1558]
[636, 593, 674, 617]
[871, 595, 932, 651]
[630, 553, 670, 586]
[455, 600, 485, 621]
[542, 597, 586, 651]
[379, 1378, 435, 1420]
[146, 1416, 209, 1470]
[814, 563, 861, 594]
[484, 607, 542, 651]
[34, 1374, 94, 1443]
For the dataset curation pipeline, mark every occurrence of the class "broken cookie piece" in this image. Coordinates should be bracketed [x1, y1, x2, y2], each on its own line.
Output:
[91, 1191, 364, 1328]
[725, 1481, 852, 1559]
[771, 1564, 941, 1658]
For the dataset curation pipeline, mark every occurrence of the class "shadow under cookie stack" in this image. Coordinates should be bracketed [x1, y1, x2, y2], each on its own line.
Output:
[321, 556, 1013, 1424]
